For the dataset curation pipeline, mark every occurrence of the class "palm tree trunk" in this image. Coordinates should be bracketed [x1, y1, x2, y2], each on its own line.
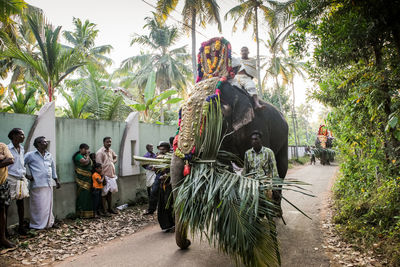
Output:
[275, 75, 283, 111]
[305, 120, 309, 144]
[291, 82, 298, 159]
[254, 6, 262, 95]
[48, 83, 53, 102]
[191, 9, 197, 82]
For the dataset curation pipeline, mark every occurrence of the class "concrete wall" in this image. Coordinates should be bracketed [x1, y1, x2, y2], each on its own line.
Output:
[288, 146, 307, 160]
[0, 112, 36, 145]
[0, 108, 178, 226]
[138, 123, 177, 156]
[55, 117, 126, 183]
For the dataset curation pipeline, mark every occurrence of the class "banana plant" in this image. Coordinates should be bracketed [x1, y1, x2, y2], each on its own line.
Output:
[130, 71, 182, 123]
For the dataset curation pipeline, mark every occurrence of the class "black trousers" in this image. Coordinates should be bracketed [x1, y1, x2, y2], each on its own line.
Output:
[92, 188, 102, 213]
[157, 182, 175, 230]
[148, 175, 161, 212]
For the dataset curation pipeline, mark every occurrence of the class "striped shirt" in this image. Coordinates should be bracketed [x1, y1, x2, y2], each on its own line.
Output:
[242, 146, 278, 178]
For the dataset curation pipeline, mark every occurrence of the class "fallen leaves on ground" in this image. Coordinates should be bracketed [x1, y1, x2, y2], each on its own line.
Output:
[0, 205, 156, 266]
[321, 197, 387, 266]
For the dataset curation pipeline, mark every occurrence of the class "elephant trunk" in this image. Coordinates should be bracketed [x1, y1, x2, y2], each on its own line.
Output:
[170, 155, 191, 249]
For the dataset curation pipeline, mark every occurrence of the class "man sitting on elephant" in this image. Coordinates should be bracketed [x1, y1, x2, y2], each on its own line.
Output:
[231, 47, 264, 110]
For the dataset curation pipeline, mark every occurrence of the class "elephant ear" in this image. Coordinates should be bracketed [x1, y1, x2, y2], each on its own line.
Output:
[220, 82, 254, 131]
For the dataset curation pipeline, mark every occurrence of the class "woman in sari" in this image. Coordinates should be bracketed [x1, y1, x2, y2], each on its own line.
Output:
[73, 144, 94, 218]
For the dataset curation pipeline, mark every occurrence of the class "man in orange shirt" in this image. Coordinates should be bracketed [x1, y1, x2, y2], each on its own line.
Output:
[96, 137, 118, 214]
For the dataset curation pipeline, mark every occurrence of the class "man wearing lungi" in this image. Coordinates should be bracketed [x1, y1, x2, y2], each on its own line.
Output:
[24, 136, 60, 230]
[235, 46, 264, 110]
[96, 137, 118, 215]
[7, 128, 29, 235]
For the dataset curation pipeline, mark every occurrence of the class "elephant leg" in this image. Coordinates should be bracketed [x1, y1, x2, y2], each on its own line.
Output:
[170, 155, 191, 249]
[273, 145, 288, 213]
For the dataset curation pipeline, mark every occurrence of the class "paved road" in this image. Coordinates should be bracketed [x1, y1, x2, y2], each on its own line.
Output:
[56, 163, 338, 267]
[278, 163, 338, 267]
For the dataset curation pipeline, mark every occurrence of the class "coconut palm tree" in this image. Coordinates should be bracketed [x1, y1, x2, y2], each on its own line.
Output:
[120, 16, 191, 93]
[0, 2, 39, 84]
[63, 17, 113, 72]
[225, 0, 281, 95]
[118, 15, 191, 122]
[65, 64, 132, 121]
[156, 0, 222, 80]
[0, 13, 85, 102]
[59, 87, 89, 119]
[0, 0, 27, 42]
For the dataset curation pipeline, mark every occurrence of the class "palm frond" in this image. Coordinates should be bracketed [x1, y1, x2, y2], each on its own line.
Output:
[173, 97, 312, 266]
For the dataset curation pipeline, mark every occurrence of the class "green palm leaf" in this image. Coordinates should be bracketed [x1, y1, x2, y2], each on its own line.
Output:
[173, 97, 312, 266]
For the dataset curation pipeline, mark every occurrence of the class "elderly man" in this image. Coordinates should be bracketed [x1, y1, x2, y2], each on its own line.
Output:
[7, 128, 29, 235]
[96, 137, 118, 214]
[233, 47, 264, 110]
[0, 142, 15, 247]
[25, 136, 60, 230]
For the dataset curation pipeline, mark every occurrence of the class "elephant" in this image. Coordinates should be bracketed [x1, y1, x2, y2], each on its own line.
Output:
[171, 81, 289, 249]
[314, 136, 335, 165]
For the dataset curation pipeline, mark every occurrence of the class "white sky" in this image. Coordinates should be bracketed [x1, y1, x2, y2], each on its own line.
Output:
[16, 0, 321, 120]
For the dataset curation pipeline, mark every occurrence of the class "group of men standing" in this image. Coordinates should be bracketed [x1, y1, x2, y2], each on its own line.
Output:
[0, 129, 59, 248]
[0, 129, 121, 248]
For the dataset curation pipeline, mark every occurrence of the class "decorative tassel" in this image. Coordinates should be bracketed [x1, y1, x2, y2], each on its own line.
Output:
[183, 161, 191, 176]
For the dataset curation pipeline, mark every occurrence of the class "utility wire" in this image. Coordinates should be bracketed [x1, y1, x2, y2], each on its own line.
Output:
[140, 0, 210, 39]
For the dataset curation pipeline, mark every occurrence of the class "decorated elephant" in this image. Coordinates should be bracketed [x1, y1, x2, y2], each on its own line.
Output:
[314, 125, 335, 165]
[171, 37, 288, 250]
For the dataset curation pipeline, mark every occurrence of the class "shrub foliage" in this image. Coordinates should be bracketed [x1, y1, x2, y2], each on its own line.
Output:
[292, 0, 400, 264]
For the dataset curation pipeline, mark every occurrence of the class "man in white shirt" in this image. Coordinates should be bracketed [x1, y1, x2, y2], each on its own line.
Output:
[25, 136, 60, 229]
[96, 137, 118, 214]
[232, 47, 265, 110]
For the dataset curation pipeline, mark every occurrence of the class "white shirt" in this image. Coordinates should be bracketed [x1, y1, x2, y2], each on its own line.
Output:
[7, 142, 26, 178]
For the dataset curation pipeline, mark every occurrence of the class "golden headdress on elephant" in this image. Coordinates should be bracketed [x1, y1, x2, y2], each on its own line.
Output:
[174, 37, 234, 165]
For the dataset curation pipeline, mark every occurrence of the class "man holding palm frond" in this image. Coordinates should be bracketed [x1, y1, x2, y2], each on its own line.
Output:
[243, 130, 282, 217]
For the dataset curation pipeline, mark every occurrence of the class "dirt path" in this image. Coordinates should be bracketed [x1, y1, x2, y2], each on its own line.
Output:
[55, 163, 338, 267]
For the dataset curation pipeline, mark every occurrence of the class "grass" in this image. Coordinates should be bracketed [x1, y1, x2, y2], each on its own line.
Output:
[288, 155, 310, 169]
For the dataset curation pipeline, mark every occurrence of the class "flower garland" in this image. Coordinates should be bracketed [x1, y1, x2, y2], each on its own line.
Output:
[175, 37, 234, 175]
[196, 37, 234, 83]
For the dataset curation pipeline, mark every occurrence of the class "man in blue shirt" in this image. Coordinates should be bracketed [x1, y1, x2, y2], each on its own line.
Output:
[7, 128, 29, 235]
[25, 136, 60, 229]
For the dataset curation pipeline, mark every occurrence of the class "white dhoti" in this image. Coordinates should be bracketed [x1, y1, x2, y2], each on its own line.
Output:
[102, 176, 118, 196]
[29, 187, 54, 229]
[234, 74, 257, 96]
[7, 174, 29, 200]
[145, 170, 156, 187]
